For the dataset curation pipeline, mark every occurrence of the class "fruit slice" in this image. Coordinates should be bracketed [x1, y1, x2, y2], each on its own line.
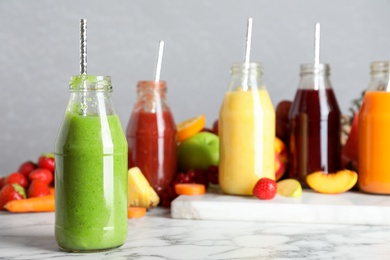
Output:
[306, 170, 358, 194]
[176, 114, 206, 143]
[277, 179, 302, 197]
[128, 167, 160, 209]
[128, 206, 146, 219]
[174, 183, 206, 195]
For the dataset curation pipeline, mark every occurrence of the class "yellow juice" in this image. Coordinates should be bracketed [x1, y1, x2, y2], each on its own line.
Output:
[219, 89, 275, 195]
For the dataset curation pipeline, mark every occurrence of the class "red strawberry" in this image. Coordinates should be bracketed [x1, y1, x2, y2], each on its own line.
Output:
[37, 153, 55, 172]
[28, 180, 50, 198]
[0, 177, 6, 190]
[253, 178, 277, 200]
[18, 161, 38, 178]
[0, 184, 26, 210]
[6, 172, 29, 189]
[29, 168, 53, 185]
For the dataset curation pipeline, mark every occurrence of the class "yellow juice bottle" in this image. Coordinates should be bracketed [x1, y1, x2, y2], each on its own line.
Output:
[219, 62, 275, 195]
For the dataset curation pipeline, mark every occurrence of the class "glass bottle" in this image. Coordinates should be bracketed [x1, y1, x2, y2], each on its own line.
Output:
[219, 63, 275, 195]
[55, 75, 128, 252]
[359, 61, 390, 194]
[126, 81, 177, 199]
[288, 64, 342, 187]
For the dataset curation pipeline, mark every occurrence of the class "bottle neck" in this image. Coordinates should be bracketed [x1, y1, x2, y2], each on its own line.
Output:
[134, 81, 170, 113]
[298, 63, 332, 90]
[368, 61, 390, 91]
[228, 62, 265, 91]
[67, 75, 116, 116]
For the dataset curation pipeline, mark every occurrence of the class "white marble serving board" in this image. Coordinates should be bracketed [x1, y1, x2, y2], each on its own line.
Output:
[171, 189, 390, 225]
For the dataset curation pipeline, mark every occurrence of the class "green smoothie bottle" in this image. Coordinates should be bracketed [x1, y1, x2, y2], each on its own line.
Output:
[54, 19, 128, 252]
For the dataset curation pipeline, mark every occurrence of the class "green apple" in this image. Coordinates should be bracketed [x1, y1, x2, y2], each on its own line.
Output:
[177, 132, 219, 171]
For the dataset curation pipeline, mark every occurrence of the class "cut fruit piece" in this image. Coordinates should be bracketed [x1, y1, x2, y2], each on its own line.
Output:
[128, 167, 160, 209]
[176, 114, 206, 143]
[128, 206, 146, 219]
[306, 170, 358, 194]
[277, 179, 302, 197]
[174, 183, 206, 195]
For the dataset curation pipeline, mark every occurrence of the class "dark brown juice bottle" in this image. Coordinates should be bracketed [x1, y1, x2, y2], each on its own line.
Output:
[288, 64, 342, 187]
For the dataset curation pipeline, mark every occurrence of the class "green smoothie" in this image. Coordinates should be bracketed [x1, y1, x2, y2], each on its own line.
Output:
[55, 111, 128, 252]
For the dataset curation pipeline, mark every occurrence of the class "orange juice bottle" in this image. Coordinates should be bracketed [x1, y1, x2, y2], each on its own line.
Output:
[358, 61, 390, 194]
[219, 63, 275, 195]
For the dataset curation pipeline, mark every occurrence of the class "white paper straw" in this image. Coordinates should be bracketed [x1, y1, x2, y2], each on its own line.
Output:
[154, 40, 165, 82]
[314, 22, 320, 67]
[244, 17, 253, 67]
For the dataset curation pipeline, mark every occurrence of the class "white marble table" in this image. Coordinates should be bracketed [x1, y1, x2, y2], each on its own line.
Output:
[1, 207, 390, 259]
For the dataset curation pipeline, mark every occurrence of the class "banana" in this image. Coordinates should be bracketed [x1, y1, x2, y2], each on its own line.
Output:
[127, 167, 160, 209]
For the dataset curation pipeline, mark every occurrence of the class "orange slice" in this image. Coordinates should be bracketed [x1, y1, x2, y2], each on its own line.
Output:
[174, 183, 206, 195]
[176, 114, 206, 143]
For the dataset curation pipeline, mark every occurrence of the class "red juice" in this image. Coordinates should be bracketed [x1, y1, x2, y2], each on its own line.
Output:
[288, 88, 342, 187]
[127, 110, 177, 197]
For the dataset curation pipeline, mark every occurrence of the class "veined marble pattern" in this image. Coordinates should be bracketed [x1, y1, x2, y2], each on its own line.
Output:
[1, 208, 390, 259]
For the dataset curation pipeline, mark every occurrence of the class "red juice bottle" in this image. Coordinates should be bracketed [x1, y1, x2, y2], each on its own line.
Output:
[288, 64, 342, 187]
[126, 81, 177, 198]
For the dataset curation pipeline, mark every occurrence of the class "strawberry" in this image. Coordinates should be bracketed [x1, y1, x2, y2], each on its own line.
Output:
[18, 161, 38, 178]
[37, 153, 55, 172]
[29, 168, 53, 185]
[6, 172, 29, 189]
[28, 180, 50, 198]
[0, 184, 26, 210]
[253, 178, 277, 200]
[0, 177, 6, 190]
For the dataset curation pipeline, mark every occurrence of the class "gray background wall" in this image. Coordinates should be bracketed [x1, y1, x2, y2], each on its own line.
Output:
[1, 0, 389, 176]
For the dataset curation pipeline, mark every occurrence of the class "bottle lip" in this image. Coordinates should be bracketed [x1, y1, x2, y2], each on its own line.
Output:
[230, 62, 263, 74]
[137, 80, 167, 89]
[69, 75, 112, 91]
[370, 61, 389, 75]
[300, 63, 330, 75]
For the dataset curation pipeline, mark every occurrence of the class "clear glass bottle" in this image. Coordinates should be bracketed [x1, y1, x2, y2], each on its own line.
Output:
[219, 63, 275, 195]
[288, 64, 342, 187]
[359, 61, 390, 194]
[126, 81, 177, 200]
[55, 75, 128, 252]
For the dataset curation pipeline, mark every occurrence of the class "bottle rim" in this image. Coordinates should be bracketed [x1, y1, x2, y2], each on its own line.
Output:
[230, 62, 263, 74]
[69, 75, 112, 92]
[370, 61, 389, 75]
[300, 63, 330, 75]
[137, 80, 167, 90]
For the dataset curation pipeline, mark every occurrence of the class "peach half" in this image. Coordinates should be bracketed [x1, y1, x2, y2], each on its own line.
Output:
[306, 170, 358, 194]
[275, 137, 288, 181]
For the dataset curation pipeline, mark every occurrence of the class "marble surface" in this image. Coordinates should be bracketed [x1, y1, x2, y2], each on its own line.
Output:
[172, 190, 390, 225]
[2, 207, 390, 259]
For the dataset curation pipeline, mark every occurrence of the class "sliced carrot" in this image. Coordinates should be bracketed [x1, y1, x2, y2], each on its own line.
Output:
[176, 114, 206, 143]
[174, 183, 206, 195]
[4, 195, 55, 213]
[128, 206, 146, 219]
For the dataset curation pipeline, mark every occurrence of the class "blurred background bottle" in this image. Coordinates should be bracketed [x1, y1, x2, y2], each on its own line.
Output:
[219, 62, 275, 195]
[288, 64, 342, 187]
[358, 61, 390, 194]
[126, 80, 177, 199]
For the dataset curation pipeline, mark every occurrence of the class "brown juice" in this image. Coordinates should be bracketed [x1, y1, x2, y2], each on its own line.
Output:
[289, 88, 342, 187]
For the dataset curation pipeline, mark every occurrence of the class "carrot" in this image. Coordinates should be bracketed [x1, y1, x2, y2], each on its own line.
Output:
[174, 183, 206, 195]
[128, 206, 146, 219]
[4, 195, 55, 213]
[49, 187, 55, 195]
